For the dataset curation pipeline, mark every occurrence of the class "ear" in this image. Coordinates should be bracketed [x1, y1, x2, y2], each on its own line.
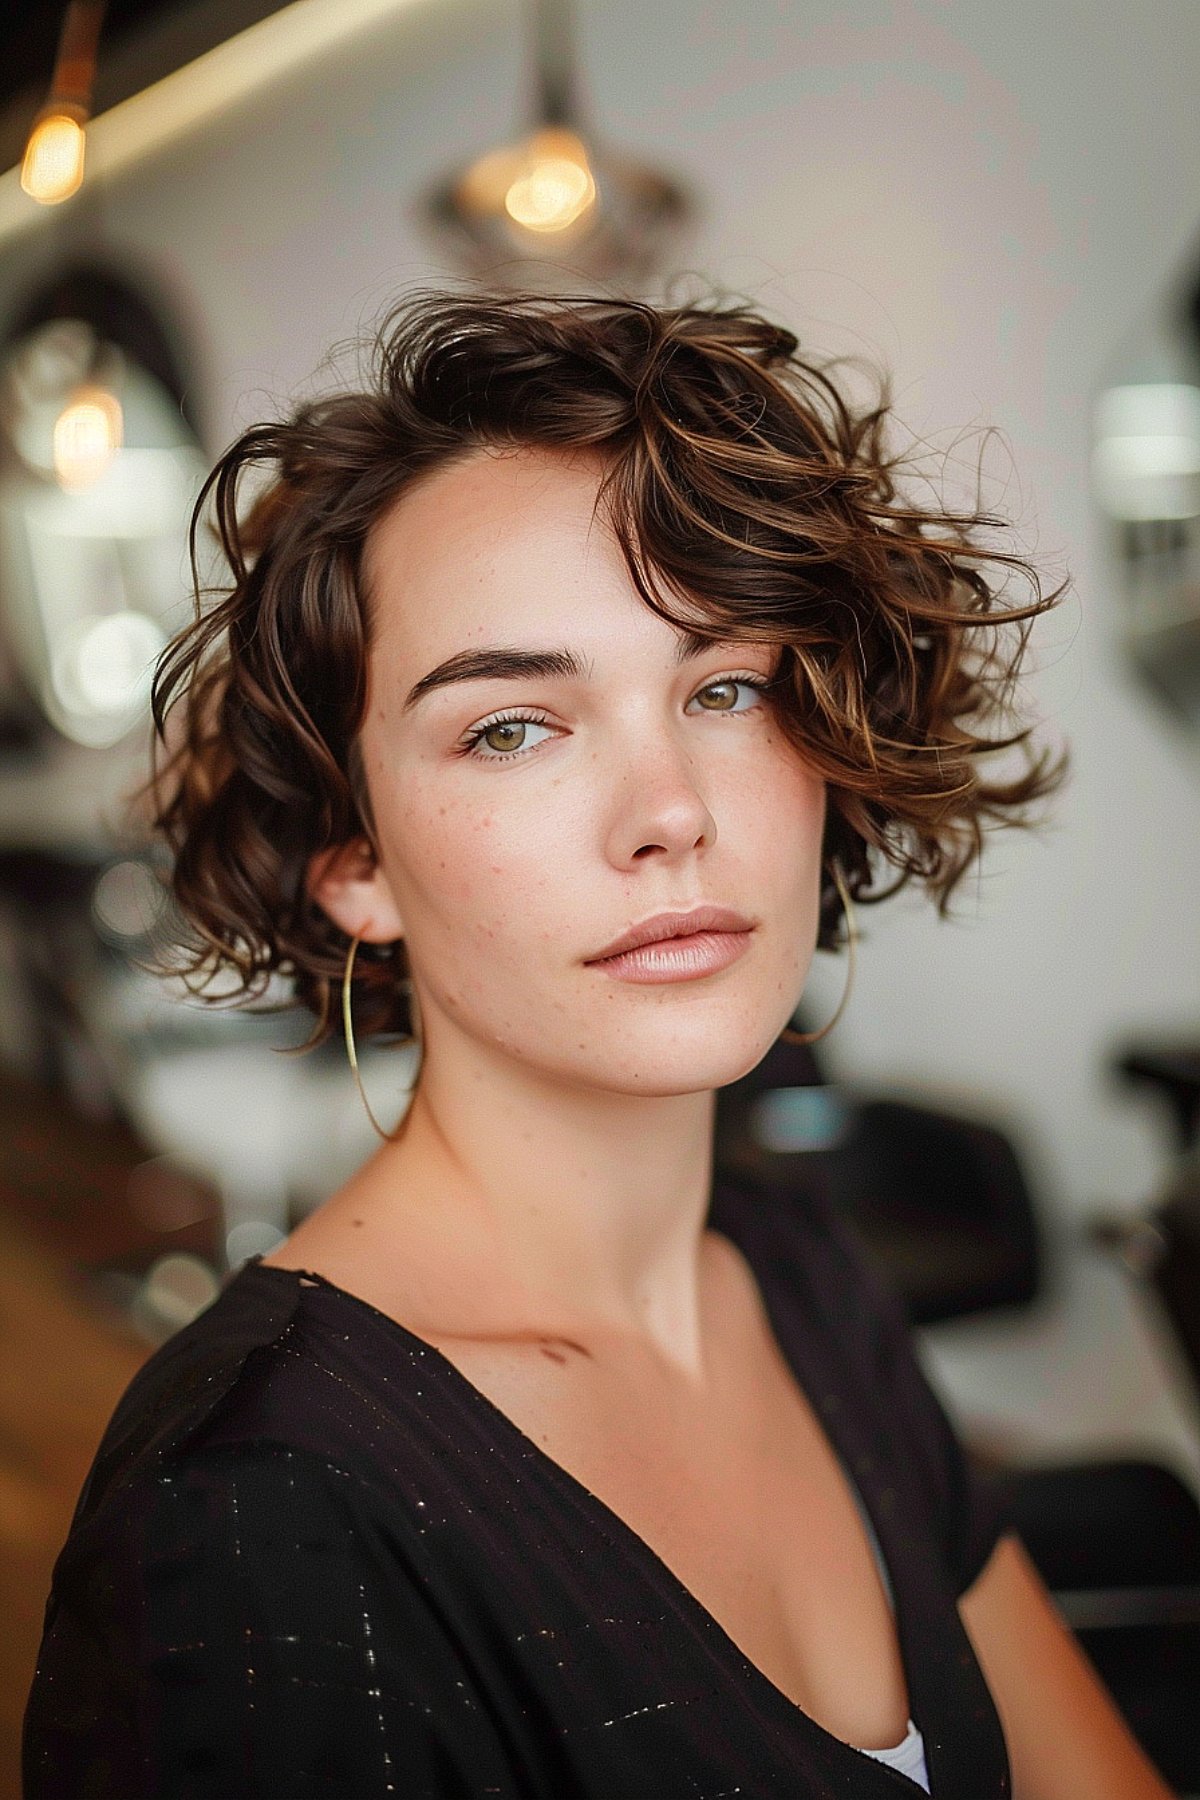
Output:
[305, 836, 405, 944]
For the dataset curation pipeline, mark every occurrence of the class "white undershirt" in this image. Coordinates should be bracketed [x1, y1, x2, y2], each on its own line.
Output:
[857, 1714, 932, 1790]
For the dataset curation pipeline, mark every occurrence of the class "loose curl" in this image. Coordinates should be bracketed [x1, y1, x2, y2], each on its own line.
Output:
[137, 284, 1068, 1051]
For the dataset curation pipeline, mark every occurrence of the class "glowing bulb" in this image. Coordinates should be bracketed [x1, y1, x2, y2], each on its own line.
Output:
[53, 385, 123, 490]
[457, 143, 526, 215]
[20, 111, 86, 205]
[503, 129, 597, 233]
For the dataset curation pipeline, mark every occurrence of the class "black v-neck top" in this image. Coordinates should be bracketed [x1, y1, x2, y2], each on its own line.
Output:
[23, 1171, 1012, 1798]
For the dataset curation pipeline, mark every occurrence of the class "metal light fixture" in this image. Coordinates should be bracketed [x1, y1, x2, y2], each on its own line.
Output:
[20, 2, 107, 207]
[0, 273, 207, 752]
[422, 0, 694, 287]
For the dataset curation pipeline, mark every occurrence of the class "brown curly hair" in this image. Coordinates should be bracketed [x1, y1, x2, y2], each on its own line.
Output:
[137, 283, 1068, 1051]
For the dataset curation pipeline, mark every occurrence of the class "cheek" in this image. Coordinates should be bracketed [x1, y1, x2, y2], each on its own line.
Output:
[740, 727, 827, 857]
[383, 776, 557, 959]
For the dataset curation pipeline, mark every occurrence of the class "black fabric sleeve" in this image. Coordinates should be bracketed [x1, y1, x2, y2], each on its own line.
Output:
[818, 1200, 1015, 1597]
[23, 1441, 524, 1799]
[887, 1316, 1014, 1597]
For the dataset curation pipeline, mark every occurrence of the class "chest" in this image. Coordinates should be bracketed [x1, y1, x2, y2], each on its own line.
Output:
[418, 1290, 913, 1752]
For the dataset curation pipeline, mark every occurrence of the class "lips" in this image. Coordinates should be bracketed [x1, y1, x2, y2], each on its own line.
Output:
[586, 905, 755, 963]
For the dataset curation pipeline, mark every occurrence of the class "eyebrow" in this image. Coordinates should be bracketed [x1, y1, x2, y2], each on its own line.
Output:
[402, 630, 762, 713]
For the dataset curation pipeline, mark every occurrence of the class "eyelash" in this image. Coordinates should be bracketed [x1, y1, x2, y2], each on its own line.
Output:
[457, 675, 773, 764]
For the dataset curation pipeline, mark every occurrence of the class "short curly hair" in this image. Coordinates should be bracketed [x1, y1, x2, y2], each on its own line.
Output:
[139, 284, 1068, 1051]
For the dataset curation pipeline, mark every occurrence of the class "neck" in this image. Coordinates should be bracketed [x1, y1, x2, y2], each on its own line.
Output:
[360, 1033, 720, 1369]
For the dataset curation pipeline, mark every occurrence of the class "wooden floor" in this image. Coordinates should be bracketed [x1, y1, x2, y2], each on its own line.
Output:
[0, 1211, 148, 1800]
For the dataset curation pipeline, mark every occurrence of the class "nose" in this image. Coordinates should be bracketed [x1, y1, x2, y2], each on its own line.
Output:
[602, 724, 718, 868]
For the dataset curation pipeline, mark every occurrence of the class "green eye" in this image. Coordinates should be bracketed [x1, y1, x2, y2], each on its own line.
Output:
[460, 675, 768, 764]
[690, 677, 768, 713]
[482, 720, 530, 753]
[464, 712, 554, 760]
[696, 680, 740, 710]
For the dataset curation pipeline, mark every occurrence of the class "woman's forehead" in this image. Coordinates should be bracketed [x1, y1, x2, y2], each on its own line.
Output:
[371, 442, 609, 555]
[363, 447, 671, 659]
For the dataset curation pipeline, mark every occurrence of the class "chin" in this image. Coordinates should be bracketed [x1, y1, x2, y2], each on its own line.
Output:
[574, 1018, 782, 1099]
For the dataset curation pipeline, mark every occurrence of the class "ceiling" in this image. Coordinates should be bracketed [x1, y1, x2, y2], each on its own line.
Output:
[0, 0, 289, 172]
[3, 2, 186, 113]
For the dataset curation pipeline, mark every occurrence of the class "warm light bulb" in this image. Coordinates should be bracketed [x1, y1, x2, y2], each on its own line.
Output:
[53, 385, 123, 490]
[457, 143, 527, 216]
[503, 128, 596, 233]
[20, 111, 87, 205]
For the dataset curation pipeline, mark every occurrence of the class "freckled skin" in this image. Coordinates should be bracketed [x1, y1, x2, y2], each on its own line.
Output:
[321, 446, 825, 1099]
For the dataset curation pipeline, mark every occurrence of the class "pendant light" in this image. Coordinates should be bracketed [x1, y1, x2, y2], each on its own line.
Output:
[20, 2, 107, 207]
[423, 0, 693, 287]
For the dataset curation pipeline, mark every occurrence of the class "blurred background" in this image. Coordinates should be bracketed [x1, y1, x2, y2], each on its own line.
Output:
[2, 0, 1200, 1793]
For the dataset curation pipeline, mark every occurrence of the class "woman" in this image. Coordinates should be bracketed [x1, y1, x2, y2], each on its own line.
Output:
[23, 288, 1174, 1798]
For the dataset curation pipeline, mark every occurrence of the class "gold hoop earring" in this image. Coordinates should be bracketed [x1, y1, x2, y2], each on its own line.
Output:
[342, 932, 418, 1142]
[779, 861, 857, 1046]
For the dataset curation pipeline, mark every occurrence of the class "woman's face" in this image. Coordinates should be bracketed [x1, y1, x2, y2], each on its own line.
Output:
[340, 443, 827, 1097]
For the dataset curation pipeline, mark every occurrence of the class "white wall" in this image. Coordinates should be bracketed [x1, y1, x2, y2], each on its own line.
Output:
[3, 0, 1200, 1472]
